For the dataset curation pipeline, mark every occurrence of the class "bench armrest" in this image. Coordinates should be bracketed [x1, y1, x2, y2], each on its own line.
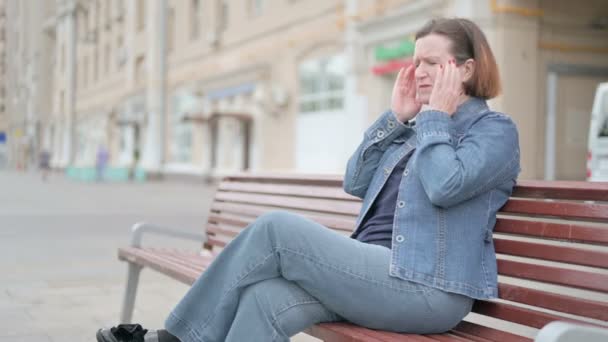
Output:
[130, 222, 206, 248]
[535, 322, 608, 342]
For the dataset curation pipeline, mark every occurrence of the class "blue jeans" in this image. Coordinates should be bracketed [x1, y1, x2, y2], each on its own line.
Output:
[165, 211, 474, 341]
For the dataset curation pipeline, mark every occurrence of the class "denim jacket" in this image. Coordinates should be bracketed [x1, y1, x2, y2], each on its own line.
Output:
[344, 97, 520, 299]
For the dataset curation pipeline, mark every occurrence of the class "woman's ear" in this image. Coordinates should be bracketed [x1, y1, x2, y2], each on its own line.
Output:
[461, 59, 475, 83]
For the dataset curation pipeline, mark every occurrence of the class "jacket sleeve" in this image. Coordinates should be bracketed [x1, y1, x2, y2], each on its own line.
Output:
[343, 110, 415, 199]
[414, 110, 520, 208]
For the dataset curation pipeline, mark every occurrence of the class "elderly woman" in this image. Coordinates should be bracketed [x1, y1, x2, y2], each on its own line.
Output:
[98, 17, 520, 342]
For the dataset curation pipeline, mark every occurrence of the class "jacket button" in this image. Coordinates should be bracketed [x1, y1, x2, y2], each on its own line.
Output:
[397, 201, 405, 208]
[384, 168, 390, 175]
[376, 130, 385, 138]
[403, 169, 409, 176]
[387, 121, 395, 129]
[395, 235, 405, 243]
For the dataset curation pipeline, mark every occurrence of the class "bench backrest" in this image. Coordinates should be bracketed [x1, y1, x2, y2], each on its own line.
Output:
[205, 173, 608, 334]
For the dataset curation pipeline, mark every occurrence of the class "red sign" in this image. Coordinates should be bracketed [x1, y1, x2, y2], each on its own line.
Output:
[371, 58, 413, 76]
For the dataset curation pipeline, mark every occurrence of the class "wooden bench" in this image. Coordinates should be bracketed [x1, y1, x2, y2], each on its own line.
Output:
[118, 173, 608, 341]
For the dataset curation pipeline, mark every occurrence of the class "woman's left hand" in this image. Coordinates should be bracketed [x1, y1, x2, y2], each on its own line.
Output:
[428, 60, 464, 116]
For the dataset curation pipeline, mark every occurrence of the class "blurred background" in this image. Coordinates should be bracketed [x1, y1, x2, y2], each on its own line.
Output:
[0, 1, 608, 341]
[0, 0, 606, 182]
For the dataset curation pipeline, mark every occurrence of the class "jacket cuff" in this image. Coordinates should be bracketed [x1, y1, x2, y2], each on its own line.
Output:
[415, 110, 452, 143]
[364, 110, 413, 146]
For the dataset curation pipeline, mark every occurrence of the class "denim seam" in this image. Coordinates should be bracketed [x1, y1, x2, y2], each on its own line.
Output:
[481, 190, 494, 290]
[269, 300, 322, 341]
[198, 252, 276, 333]
[391, 266, 493, 296]
[467, 151, 517, 201]
[435, 208, 447, 281]
[420, 131, 450, 138]
[276, 247, 429, 294]
[167, 312, 206, 342]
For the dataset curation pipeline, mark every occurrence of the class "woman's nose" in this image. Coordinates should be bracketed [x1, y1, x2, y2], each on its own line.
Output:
[414, 65, 426, 80]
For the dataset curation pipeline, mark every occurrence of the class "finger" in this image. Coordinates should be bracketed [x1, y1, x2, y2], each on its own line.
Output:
[444, 61, 453, 93]
[405, 64, 415, 80]
[404, 65, 417, 95]
[449, 60, 459, 92]
[433, 63, 444, 93]
[393, 68, 406, 94]
[395, 67, 404, 87]
[400, 67, 412, 91]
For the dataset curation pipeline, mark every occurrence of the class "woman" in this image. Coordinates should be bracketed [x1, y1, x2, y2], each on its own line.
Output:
[97, 17, 520, 342]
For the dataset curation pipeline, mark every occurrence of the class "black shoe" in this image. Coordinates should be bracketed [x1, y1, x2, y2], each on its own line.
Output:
[96, 324, 157, 342]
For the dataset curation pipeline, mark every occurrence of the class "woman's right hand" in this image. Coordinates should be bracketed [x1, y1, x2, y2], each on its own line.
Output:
[391, 65, 421, 123]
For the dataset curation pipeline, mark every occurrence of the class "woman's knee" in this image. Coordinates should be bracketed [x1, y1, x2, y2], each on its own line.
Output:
[250, 210, 301, 237]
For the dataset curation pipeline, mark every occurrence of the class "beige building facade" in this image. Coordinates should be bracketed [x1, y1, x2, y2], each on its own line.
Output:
[3, 0, 54, 170]
[4, 0, 608, 180]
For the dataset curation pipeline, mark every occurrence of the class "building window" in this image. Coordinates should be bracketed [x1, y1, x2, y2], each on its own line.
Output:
[298, 55, 345, 113]
[137, 0, 145, 31]
[190, 0, 200, 40]
[170, 92, 195, 163]
[249, 0, 264, 17]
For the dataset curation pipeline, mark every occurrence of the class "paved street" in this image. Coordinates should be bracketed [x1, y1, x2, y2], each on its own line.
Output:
[0, 170, 316, 342]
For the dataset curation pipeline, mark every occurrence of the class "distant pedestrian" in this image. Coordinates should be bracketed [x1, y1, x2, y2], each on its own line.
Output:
[96, 145, 109, 182]
[39, 149, 51, 181]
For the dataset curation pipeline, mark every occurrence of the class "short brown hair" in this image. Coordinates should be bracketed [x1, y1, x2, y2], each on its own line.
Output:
[415, 18, 501, 99]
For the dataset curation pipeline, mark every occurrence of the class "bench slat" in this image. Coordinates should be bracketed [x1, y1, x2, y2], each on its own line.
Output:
[426, 334, 476, 341]
[207, 234, 231, 248]
[501, 199, 608, 221]
[219, 181, 358, 201]
[494, 238, 608, 268]
[208, 211, 355, 232]
[225, 173, 344, 186]
[123, 248, 207, 274]
[497, 259, 608, 292]
[498, 283, 608, 321]
[306, 323, 445, 341]
[494, 218, 608, 245]
[304, 323, 388, 342]
[215, 191, 361, 216]
[472, 301, 588, 329]
[452, 321, 531, 342]
[118, 247, 201, 285]
[207, 223, 243, 240]
[513, 180, 608, 201]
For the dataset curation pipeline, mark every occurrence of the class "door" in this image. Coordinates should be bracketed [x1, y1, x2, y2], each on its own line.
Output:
[554, 75, 606, 180]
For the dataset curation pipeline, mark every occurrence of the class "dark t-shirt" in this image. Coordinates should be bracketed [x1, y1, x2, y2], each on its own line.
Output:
[354, 152, 413, 249]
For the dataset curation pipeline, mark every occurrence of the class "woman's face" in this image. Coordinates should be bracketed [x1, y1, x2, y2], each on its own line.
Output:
[413, 33, 466, 104]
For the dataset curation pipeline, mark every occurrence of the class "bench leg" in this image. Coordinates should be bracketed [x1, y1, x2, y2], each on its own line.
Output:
[120, 263, 143, 323]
